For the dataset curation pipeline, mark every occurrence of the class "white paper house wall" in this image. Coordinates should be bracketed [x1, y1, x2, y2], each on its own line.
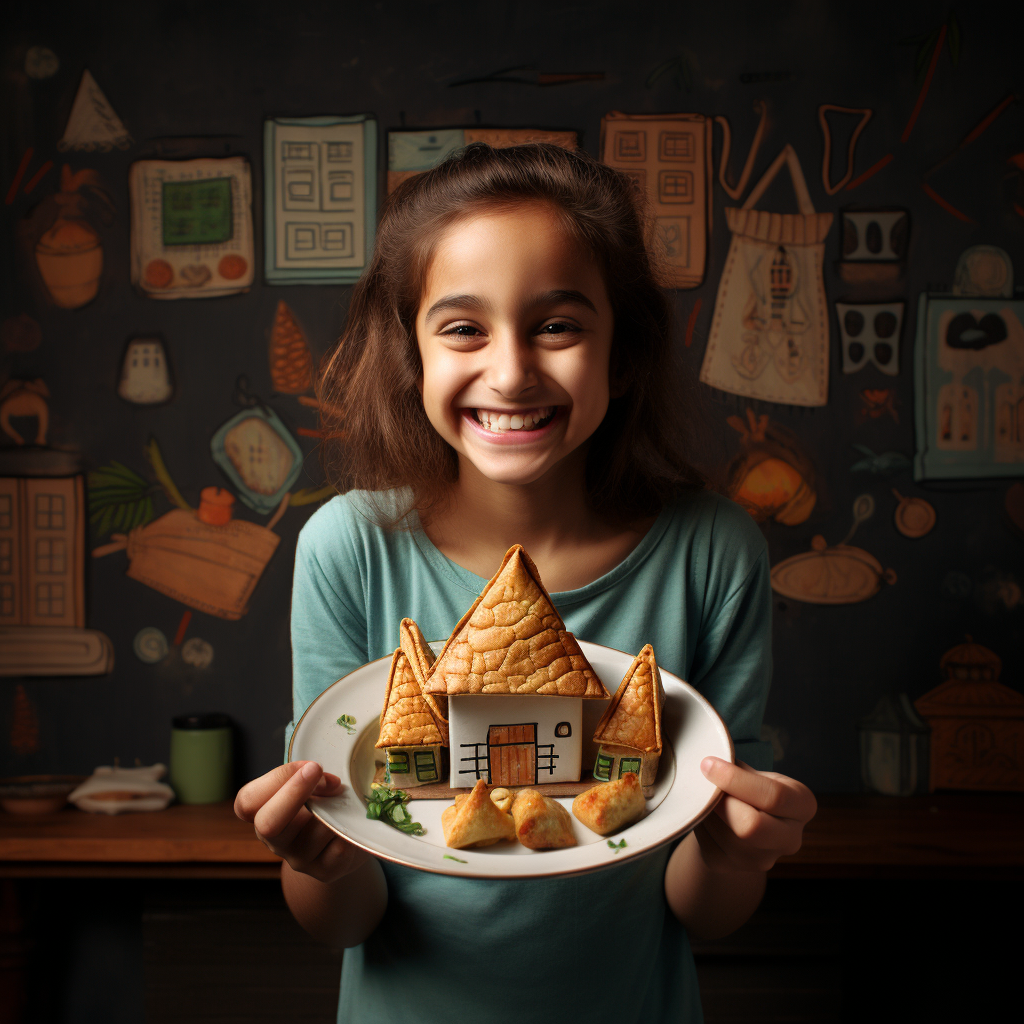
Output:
[448, 695, 581, 788]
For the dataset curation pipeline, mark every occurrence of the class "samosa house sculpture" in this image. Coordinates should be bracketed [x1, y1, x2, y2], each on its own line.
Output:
[375, 547, 666, 795]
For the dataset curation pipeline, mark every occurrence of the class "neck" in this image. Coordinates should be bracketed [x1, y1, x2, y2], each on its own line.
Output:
[423, 450, 617, 575]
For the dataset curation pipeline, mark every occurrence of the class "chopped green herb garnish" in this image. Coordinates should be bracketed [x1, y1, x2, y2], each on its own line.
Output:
[336, 714, 357, 734]
[443, 854, 467, 863]
[365, 785, 425, 836]
[607, 838, 628, 854]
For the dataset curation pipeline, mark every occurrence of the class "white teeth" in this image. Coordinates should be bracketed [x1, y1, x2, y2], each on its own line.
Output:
[474, 407, 553, 433]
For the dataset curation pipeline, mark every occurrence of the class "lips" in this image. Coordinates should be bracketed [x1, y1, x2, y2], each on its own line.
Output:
[461, 406, 563, 443]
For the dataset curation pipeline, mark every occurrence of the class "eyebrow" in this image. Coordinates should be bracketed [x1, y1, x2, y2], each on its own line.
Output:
[423, 289, 598, 324]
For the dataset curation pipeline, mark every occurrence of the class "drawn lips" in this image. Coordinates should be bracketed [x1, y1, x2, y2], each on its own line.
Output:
[945, 312, 1008, 350]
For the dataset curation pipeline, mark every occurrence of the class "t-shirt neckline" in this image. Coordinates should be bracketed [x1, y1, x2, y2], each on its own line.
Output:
[409, 505, 673, 607]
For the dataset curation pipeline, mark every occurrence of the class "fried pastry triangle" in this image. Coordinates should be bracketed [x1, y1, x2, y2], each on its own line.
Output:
[399, 617, 448, 744]
[375, 648, 445, 749]
[441, 779, 516, 848]
[592, 644, 664, 752]
[424, 544, 607, 698]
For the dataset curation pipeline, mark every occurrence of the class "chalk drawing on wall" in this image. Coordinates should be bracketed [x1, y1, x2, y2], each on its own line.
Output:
[700, 146, 832, 406]
[129, 157, 254, 298]
[264, 116, 376, 285]
[914, 254, 1024, 481]
[58, 70, 132, 152]
[387, 128, 577, 193]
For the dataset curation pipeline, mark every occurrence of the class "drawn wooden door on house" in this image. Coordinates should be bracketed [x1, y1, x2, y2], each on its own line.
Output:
[487, 723, 536, 786]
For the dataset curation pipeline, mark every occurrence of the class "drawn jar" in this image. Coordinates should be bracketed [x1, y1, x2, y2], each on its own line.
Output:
[35, 216, 102, 308]
[21, 166, 112, 310]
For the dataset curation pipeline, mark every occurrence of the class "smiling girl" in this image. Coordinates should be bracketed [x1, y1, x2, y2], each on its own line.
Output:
[235, 144, 816, 1023]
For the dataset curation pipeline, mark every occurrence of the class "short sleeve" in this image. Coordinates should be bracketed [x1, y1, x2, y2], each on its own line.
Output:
[688, 506, 774, 772]
[286, 501, 371, 757]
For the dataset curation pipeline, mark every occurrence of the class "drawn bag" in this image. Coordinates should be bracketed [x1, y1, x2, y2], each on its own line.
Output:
[700, 145, 833, 407]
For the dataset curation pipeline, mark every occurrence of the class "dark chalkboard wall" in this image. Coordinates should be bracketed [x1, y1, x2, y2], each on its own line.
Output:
[2, 0, 1022, 792]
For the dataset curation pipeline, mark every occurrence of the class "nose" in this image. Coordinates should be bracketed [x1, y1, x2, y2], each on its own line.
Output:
[483, 331, 538, 398]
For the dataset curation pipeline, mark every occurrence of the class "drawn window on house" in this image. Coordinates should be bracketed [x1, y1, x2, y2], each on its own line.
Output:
[0, 538, 11, 575]
[0, 494, 11, 529]
[283, 142, 314, 160]
[0, 582, 13, 617]
[327, 170, 354, 203]
[386, 750, 410, 774]
[35, 493, 65, 530]
[414, 749, 438, 782]
[658, 170, 693, 203]
[614, 131, 646, 161]
[35, 582, 65, 617]
[458, 742, 490, 780]
[594, 752, 614, 781]
[554, 721, 572, 738]
[660, 132, 695, 161]
[619, 756, 642, 778]
[326, 142, 353, 162]
[36, 538, 66, 575]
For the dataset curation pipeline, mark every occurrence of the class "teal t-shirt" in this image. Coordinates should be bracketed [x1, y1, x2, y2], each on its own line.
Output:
[289, 489, 773, 1024]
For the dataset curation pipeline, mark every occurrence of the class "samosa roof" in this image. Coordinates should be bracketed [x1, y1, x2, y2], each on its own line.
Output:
[592, 644, 664, 752]
[375, 647, 447, 749]
[399, 617, 448, 744]
[423, 544, 607, 698]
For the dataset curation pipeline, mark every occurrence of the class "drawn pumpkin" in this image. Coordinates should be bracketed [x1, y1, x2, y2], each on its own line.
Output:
[726, 410, 817, 525]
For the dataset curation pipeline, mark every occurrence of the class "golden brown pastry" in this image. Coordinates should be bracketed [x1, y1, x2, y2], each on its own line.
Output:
[572, 772, 646, 835]
[441, 779, 516, 849]
[423, 545, 607, 698]
[511, 789, 577, 849]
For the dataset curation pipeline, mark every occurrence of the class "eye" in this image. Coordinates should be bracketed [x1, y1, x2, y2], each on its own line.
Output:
[537, 321, 581, 337]
[440, 323, 483, 338]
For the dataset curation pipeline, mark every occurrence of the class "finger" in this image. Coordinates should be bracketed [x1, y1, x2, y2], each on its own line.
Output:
[235, 761, 315, 821]
[303, 834, 368, 883]
[253, 761, 326, 838]
[273, 812, 337, 868]
[713, 794, 804, 855]
[702, 810, 780, 873]
[311, 772, 343, 797]
[701, 757, 815, 820]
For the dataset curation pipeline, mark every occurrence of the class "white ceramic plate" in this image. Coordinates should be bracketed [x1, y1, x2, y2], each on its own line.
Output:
[289, 641, 733, 879]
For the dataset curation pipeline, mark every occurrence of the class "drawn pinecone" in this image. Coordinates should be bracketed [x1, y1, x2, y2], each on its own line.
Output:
[269, 300, 313, 394]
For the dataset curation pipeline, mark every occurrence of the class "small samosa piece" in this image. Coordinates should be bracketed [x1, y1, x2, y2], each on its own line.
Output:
[441, 779, 516, 849]
[511, 789, 577, 849]
[572, 772, 645, 835]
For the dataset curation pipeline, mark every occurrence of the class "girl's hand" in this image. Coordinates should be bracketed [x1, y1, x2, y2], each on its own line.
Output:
[694, 757, 817, 874]
[234, 761, 369, 883]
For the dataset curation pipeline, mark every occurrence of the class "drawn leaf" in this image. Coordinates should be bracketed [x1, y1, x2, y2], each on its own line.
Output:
[646, 58, 677, 88]
[94, 505, 113, 537]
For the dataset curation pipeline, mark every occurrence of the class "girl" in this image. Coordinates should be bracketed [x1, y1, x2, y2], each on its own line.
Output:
[235, 144, 816, 1023]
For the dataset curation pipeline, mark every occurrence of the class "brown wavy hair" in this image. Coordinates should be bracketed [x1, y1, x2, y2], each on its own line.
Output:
[316, 142, 706, 527]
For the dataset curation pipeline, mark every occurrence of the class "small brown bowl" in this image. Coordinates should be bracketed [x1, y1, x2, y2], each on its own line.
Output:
[0, 774, 87, 815]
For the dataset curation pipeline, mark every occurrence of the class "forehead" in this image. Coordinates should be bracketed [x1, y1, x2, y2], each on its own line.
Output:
[421, 203, 602, 298]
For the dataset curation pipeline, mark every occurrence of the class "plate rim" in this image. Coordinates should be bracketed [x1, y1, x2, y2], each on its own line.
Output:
[289, 639, 734, 880]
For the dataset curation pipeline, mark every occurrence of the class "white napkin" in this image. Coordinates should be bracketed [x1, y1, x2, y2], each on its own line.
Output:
[68, 763, 175, 815]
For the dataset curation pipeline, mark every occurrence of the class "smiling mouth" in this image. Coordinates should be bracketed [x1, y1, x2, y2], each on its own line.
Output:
[471, 407, 557, 433]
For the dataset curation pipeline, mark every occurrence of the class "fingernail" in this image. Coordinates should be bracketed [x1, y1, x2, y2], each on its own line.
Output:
[701, 757, 719, 775]
[301, 761, 321, 781]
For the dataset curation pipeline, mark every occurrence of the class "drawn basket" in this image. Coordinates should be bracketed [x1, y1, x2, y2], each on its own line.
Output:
[124, 509, 279, 620]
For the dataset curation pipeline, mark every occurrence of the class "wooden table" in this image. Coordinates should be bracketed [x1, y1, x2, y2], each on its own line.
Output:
[0, 793, 1021, 879]
[0, 801, 280, 878]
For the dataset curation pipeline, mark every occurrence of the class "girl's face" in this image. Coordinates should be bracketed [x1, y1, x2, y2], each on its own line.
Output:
[415, 203, 614, 489]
